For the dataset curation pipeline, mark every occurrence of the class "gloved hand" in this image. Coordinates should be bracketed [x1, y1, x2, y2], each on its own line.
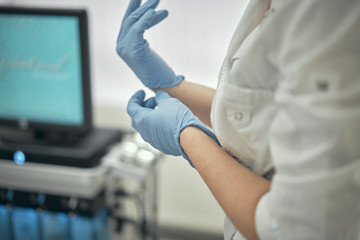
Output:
[127, 90, 220, 167]
[116, 0, 183, 89]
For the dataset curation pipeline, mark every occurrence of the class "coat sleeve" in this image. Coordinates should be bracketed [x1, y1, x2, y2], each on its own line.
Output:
[255, 1, 360, 239]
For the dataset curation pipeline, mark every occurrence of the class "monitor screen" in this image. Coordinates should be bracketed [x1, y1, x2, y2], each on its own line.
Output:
[0, 7, 92, 135]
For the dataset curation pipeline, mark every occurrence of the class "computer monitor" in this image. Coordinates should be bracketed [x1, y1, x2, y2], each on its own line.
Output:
[0, 6, 92, 142]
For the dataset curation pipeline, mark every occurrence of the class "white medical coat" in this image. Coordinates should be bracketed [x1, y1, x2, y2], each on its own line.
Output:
[210, 0, 360, 239]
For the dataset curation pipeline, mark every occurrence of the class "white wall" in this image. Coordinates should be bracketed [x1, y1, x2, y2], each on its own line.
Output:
[1, 0, 249, 234]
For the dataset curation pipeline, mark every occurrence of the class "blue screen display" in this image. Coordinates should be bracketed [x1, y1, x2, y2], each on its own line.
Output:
[0, 13, 83, 126]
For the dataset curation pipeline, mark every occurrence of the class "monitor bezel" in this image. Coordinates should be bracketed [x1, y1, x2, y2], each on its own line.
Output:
[0, 6, 93, 135]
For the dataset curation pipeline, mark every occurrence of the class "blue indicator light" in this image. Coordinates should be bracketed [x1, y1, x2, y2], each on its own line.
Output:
[6, 190, 14, 201]
[37, 193, 46, 205]
[13, 151, 26, 165]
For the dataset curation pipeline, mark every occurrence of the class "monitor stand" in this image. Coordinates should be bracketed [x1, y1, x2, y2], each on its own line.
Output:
[0, 128, 125, 168]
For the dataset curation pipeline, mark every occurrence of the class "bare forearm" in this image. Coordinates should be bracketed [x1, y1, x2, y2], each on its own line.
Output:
[159, 80, 215, 127]
[180, 126, 270, 240]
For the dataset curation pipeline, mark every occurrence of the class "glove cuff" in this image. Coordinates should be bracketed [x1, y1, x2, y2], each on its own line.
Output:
[155, 75, 184, 89]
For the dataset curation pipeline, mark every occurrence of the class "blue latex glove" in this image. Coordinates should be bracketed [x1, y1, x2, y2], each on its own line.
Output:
[116, 0, 183, 89]
[127, 90, 220, 167]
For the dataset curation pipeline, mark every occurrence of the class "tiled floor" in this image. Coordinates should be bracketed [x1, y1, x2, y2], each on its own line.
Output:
[158, 226, 223, 240]
[112, 224, 223, 240]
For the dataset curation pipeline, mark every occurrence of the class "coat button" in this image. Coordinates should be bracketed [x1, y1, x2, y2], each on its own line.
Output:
[271, 219, 278, 230]
[234, 112, 243, 120]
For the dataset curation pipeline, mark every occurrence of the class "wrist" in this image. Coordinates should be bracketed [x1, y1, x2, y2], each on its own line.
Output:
[179, 125, 220, 168]
[180, 125, 203, 142]
[178, 126, 202, 168]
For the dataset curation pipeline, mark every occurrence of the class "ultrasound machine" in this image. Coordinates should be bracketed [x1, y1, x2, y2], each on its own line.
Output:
[0, 6, 161, 240]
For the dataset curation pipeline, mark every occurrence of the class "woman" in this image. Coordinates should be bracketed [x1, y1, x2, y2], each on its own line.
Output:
[116, 0, 360, 239]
